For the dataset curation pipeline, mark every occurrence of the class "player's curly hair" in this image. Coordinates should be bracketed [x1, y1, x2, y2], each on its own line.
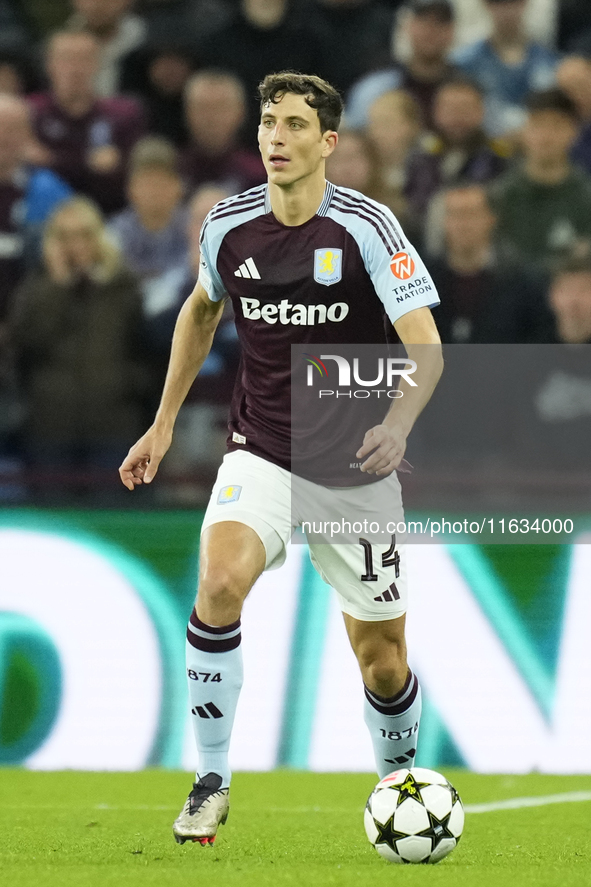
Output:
[258, 72, 343, 133]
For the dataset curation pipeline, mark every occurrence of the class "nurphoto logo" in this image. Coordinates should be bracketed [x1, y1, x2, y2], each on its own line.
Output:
[303, 353, 417, 398]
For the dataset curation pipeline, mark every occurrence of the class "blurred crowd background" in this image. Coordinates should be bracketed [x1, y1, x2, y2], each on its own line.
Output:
[0, 0, 590, 505]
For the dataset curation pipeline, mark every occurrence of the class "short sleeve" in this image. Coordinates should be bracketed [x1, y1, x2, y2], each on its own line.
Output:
[362, 207, 440, 325]
[198, 220, 227, 302]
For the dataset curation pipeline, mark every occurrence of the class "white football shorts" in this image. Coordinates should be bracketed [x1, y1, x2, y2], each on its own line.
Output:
[201, 449, 407, 621]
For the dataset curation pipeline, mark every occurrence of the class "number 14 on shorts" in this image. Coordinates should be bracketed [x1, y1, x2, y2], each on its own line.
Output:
[359, 535, 400, 582]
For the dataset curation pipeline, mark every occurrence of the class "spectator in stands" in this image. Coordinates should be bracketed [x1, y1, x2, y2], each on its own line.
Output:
[119, 42, 197, 147]
[182, 70, 265, 195]
[429, 182, 551, 342]
[0, 94, 71, 326]
[67, 0, 147, 96]
[491, 89, 591, 269]
[501, 251, 591, 475]
[145, 184, 239, 488]
[10, 0, 70, 40]
[10, 195, 153, 498]
[198, 0, 325, 143]
[326, 129, 383, 195]
[326, 125, 421, 231]
[0, 91, 69, 474]
[508, 252, 591, 476]
[417, 0, 557, 54]
[28, 30, 145, 215]
[405, 77, 509, 221]
[0, 0, 30, 48]
[110, 136, 187, 287]
[453, 0, 557, 136]
[346, 0, 456, 130]
[365, 89, 423, 225]
[547, 253, 591, 344]
[310, 0, 395, 96]
[154, 0, 232, 47]
[143, 183, 232, 357]
[558, 1, 591, 53]
[556, 55, 591, 175]
[0, 47, 40, 95]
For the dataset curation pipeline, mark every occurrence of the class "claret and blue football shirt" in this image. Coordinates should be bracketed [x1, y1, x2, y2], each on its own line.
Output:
[198, 182, 439, 480]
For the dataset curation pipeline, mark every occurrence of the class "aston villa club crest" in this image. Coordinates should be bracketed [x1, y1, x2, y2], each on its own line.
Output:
[314, 248, 342, 286]
[217, 485, 242, 504]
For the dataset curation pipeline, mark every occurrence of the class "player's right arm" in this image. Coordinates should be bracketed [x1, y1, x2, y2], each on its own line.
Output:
[119, 281, 226, 490]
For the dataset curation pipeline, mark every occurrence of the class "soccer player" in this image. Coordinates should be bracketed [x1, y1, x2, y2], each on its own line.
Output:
[119, 72, 443, 845]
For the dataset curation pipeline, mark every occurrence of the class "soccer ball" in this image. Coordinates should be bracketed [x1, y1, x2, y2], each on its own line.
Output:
[364, 767, 464, 864]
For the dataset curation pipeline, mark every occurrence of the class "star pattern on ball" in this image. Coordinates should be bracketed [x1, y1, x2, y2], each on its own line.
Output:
[390, 772, 431, 806]
[417, 808, 456, 852]
[374, 814, 408, 854]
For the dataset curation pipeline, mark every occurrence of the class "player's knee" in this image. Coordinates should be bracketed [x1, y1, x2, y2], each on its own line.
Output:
[365, 659, 406, 691]
[198, 564, 249, 614]
[359, 641, 408, 693]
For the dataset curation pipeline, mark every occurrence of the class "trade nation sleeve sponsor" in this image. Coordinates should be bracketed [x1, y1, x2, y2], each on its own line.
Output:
[325, 186, 440, 324]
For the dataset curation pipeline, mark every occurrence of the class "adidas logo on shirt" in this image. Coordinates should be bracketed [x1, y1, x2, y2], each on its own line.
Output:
[234, 257, 261, 279]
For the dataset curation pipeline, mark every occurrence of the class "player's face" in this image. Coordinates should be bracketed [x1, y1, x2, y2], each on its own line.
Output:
[258, 92, 337, 187]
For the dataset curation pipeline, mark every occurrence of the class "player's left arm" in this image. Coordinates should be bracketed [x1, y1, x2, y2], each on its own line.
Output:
[357, 306, 443, 476]
[354, 204, 444, 475]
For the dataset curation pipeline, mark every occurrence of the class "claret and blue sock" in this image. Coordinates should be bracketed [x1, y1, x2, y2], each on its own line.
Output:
[364, 669, 422, 779]
[185, 610, 244, 789]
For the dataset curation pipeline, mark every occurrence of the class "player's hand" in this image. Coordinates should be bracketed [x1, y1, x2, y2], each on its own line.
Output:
[356, 422, 407, 477]
[118, 425, 173, 490]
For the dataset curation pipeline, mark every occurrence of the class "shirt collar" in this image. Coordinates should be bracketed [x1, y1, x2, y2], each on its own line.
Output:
[264, 180, 335, 215]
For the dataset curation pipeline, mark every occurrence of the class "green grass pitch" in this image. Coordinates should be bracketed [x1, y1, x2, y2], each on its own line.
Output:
[1, 770, 590, 887]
